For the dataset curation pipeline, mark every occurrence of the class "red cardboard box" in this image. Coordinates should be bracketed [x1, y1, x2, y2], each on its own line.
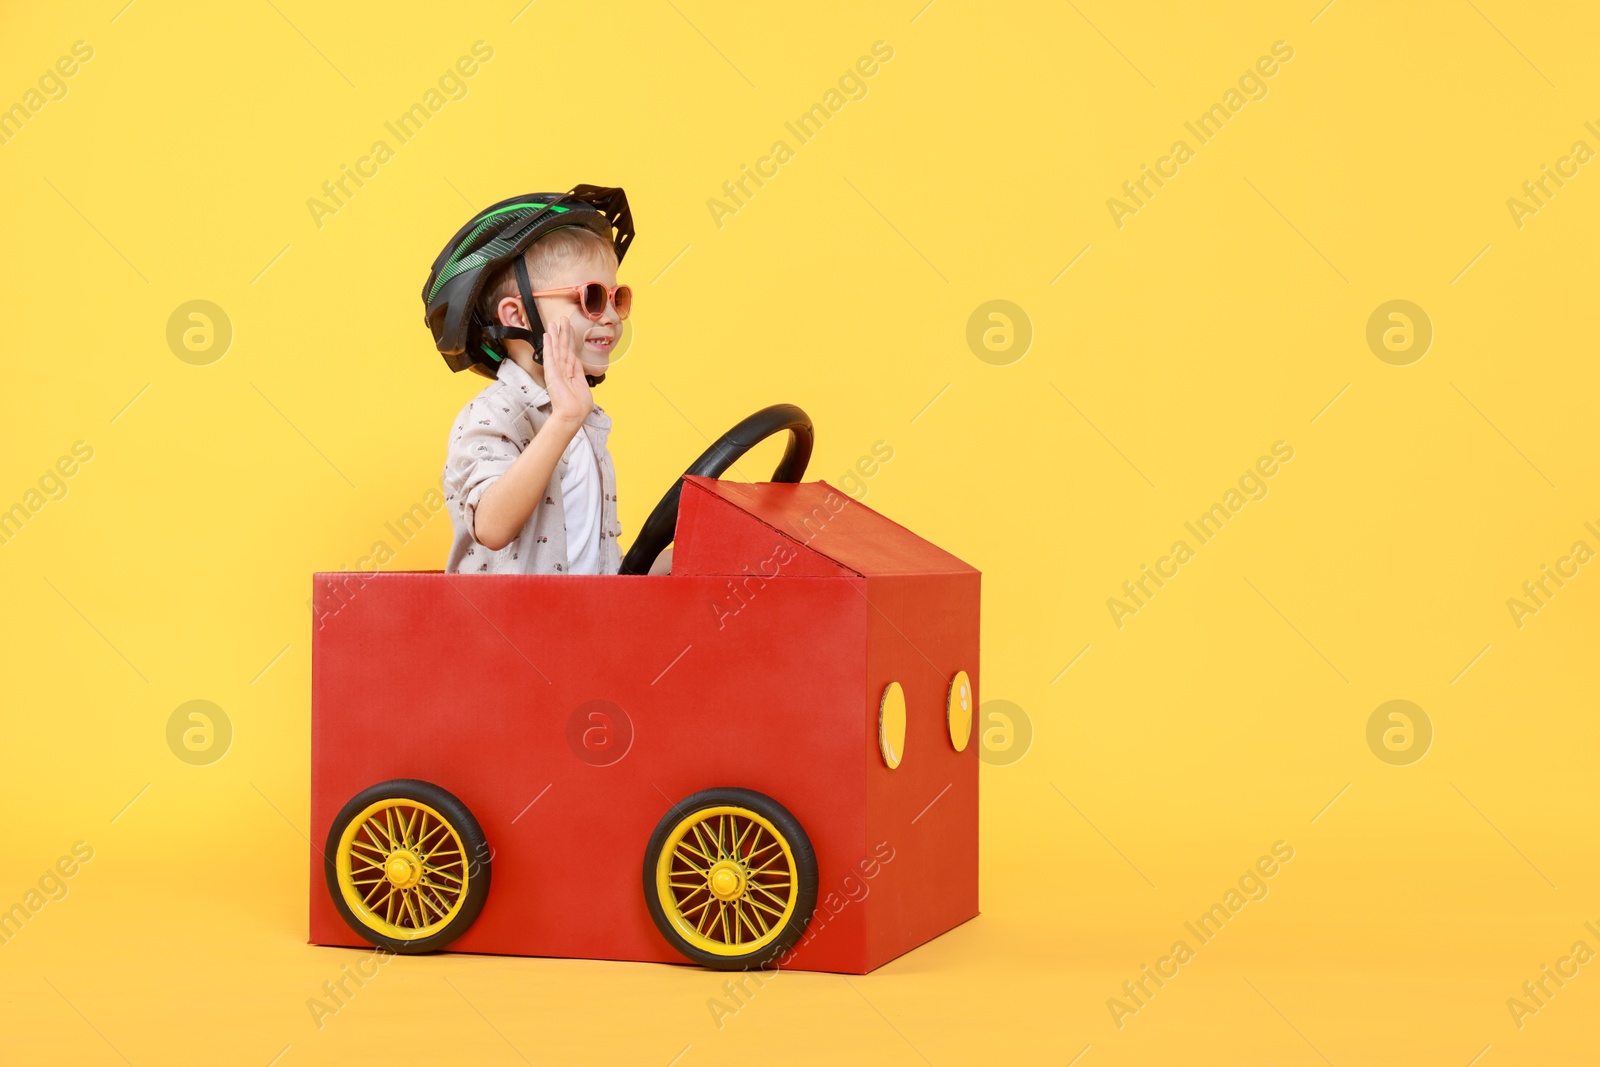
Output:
[309, 477, 980, 973]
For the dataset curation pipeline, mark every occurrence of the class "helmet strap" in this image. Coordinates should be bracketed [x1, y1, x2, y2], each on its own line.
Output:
[512, 254, 545, 364]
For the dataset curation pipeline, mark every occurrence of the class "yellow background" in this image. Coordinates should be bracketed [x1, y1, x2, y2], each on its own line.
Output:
[2, 0, 1597, 1063]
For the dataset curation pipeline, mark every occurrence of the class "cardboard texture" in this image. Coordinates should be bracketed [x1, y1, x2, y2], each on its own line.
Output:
[310, 478, 980, 973]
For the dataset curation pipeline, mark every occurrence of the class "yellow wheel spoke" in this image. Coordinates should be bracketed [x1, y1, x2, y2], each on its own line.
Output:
[732, 819, 757, 859]
[748, 883, 792, 911]
[672, 850, 710, 877]
[743, 894, 786, 922]
[735, 901, 764, 940]
[748, 876, 793, 894]
[746, 851, 784, 874]
[367, 816, 394, 851]
[749, 856, 792, 877]
[718, 901, 732, 943]
[692, 822, 718, 864]
[415, 822, 450, 857]
[745, 840, 782, 865]
[677, 836, 712, 862]
[675, 841, 713, 868]
[750, 855, 792, 877]
[676, 892, 712, 915]
[423, 864, 464, 886]
[748, 877, 793, 891]
[349, 852, 387, 872]
[416, 886, 448, 921]
[420, 878, 458, 902]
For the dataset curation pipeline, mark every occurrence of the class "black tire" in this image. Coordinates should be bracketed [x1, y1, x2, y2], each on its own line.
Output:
[643, 787, 818, 970]
[324, 779, 491, 955]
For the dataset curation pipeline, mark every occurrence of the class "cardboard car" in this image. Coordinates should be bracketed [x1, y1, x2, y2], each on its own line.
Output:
[308, 406, 980, 973]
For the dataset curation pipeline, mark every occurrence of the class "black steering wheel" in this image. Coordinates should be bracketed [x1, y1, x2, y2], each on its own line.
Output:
[619, 404, 813, 575]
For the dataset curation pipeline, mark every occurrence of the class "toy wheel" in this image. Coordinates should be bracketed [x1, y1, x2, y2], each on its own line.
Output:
[324, 779, 491, 955]
[643, 788, 818, 970]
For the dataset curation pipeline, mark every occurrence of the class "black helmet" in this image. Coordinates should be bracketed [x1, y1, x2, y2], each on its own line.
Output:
[422, 184, 634, 382]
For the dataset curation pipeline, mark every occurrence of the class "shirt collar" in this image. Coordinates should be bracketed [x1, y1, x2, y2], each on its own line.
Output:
[494, 355, 609, 426]
[496, 355, 550, 408]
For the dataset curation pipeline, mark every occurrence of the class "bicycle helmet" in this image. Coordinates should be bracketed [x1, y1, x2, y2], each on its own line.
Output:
[422, 184, 634, 383]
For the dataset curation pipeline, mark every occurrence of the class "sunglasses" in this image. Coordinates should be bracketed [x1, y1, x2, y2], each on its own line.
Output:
[529, 281, 632, 321]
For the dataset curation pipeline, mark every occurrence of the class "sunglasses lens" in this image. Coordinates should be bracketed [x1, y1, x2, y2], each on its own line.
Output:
[614, 285, 632, 320]
[581, 283, 607, 317]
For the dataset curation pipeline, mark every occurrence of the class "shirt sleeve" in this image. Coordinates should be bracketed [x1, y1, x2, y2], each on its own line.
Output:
[443, 389, 528, 544]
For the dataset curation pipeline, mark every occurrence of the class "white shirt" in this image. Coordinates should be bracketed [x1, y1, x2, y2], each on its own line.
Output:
[558, 420, 604, 575]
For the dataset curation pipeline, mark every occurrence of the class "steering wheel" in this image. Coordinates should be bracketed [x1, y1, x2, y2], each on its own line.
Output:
[619, 404, 813, 575]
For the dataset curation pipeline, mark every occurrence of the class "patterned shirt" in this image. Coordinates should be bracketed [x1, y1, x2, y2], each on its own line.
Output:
[441, 357, 622, 575]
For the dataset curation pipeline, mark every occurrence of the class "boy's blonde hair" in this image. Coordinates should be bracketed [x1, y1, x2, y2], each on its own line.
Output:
[477, 225, 618, 327]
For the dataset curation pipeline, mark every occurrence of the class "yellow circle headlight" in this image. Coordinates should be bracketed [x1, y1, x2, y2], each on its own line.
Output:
[947, 670, 973, 751]
[879, 681, 906, 769]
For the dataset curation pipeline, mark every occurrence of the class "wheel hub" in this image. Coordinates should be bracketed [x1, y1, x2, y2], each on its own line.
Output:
[708, 860, 746, 901]
[385, 850, 423, 889]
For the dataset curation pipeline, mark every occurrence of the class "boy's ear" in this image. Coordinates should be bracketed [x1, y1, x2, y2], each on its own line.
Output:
[496, 295, 528, 329]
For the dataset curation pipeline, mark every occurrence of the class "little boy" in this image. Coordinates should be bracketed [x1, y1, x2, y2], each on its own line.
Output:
[420, 187, 636, 575]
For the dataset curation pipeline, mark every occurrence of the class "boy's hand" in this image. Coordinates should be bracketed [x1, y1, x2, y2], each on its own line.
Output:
[543, 317, 593, 427]
[471, 316, 588, 550]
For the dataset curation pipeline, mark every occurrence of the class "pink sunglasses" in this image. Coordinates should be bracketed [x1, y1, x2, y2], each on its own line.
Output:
[529, 281, 632, 321]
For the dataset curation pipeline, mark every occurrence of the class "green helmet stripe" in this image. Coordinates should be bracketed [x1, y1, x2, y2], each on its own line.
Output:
[426, 200, 572, 301]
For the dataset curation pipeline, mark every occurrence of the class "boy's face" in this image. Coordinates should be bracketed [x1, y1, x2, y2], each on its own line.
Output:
[530, 249, 622, 378]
